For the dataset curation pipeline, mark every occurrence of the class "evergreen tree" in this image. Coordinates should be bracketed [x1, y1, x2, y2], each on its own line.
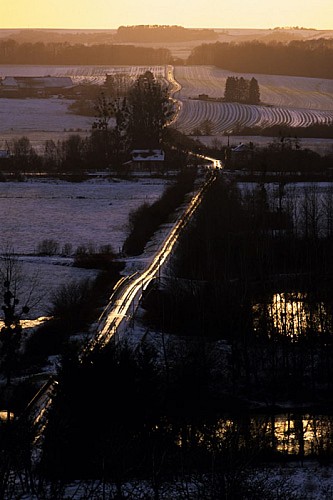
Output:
[224, 75, 260, 104]
[238, 76, 250, 103]
[249, 77, 260, 104]
[224, 76, 237, 102]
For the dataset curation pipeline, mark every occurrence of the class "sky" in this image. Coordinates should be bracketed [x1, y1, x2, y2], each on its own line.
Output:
[1, 0, 333, 30]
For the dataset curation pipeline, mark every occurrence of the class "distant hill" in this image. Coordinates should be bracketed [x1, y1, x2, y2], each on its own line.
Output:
[0, 26, 218, 45]
[115, 25, 218, 43]
[0, 27, 332, 62]
[0, 29, 117, 45]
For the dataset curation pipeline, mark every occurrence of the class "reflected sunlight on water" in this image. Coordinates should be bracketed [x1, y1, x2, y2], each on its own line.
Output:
[0, 410, 15, 422]
[267, 415, 332, 455]
[177, 414, 333, 456]
[253, 292, 329, 337]
[0, 316, 50, 330]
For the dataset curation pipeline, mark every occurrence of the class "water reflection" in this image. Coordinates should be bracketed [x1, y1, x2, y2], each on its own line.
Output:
[0, 316, 50, 330]
[0, 410, 15, 422]
[253, 292, 330, 338]
[271, 414, 332, 456]
[176, 414, 333, 457]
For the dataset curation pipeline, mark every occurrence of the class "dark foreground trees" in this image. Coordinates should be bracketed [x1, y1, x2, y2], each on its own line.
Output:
[37, 338, 304, 499]
[141, 175, 333, 406]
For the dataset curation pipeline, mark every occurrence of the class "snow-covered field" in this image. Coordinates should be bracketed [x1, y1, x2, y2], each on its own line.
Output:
[0, 176, 169, 318]
[0, 65, 167, 148]
[0, 64, 333, 149]
[0, 97, 92, 135]
[173, 66, 333, 134]
[175, 99, 333, 134]
[16, 460, 333, 499]
[0, 64, 167, 86]
[174, 66, 333, 110]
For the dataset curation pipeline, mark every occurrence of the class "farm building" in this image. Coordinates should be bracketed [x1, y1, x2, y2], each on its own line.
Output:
[0, 76, 74, 96]
[124, 149, 165, 171]
[228, 143, 254, 168]
[0, 149, 10, 159]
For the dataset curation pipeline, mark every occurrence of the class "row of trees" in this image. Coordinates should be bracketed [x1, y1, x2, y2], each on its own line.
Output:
[188, 39, 333, 79]
[2, 36, 333, 76]
[225, 140, 333, 177]
[234, 123, 333, 139]
[0, 40, 172, 65]
[224, 76, 260, 104]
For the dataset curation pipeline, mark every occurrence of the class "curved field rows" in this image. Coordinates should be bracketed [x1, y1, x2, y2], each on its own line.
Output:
[174, 66, 333, 111]
[174, 100, 333, 135]
[1, 64, 332, 138]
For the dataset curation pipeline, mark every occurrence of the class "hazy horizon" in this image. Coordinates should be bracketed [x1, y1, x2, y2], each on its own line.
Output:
[0, 26, 332, 32]
[1, 0, 332, 31]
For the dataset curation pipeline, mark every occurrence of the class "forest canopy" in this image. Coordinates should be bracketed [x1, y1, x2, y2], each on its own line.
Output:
[187, 39, 333, 79]
[0, 40, 172, 65]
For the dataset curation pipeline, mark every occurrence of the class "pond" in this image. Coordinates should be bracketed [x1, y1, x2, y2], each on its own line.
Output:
[172, 412, 333, 459]
[253, 292, 332, 338]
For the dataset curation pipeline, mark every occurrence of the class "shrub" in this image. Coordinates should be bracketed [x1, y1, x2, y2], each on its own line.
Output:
[36, 239, 60, 256]
[73, 244, 116, 269]
[61, 243, 73, 256]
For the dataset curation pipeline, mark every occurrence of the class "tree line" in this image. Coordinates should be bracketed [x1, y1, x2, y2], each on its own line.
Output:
[0, 40, 172, 65]
[1, 38, 333, 77]
[188, 39, 333, 79]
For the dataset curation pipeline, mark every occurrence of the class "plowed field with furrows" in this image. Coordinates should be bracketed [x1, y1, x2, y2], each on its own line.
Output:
[171, 65, 333, 134]
[1, 64, 333, 139]
[174, 66, 333, 110]
[173, 100, 333, 134]
[0, 64, 167, 86]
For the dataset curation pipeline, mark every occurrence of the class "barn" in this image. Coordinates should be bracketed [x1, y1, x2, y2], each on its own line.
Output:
[124, 149, 166, 171]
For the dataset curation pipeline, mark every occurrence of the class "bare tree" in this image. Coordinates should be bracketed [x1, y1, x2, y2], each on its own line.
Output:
[0, 248, 40, 397]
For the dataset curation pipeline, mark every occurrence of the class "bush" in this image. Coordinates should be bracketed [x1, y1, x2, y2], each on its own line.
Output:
[61, 243, 73, 256]
[73, 244, 116, 269]
[49, 278, 93, 322]
[36, 239, 60, 256]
